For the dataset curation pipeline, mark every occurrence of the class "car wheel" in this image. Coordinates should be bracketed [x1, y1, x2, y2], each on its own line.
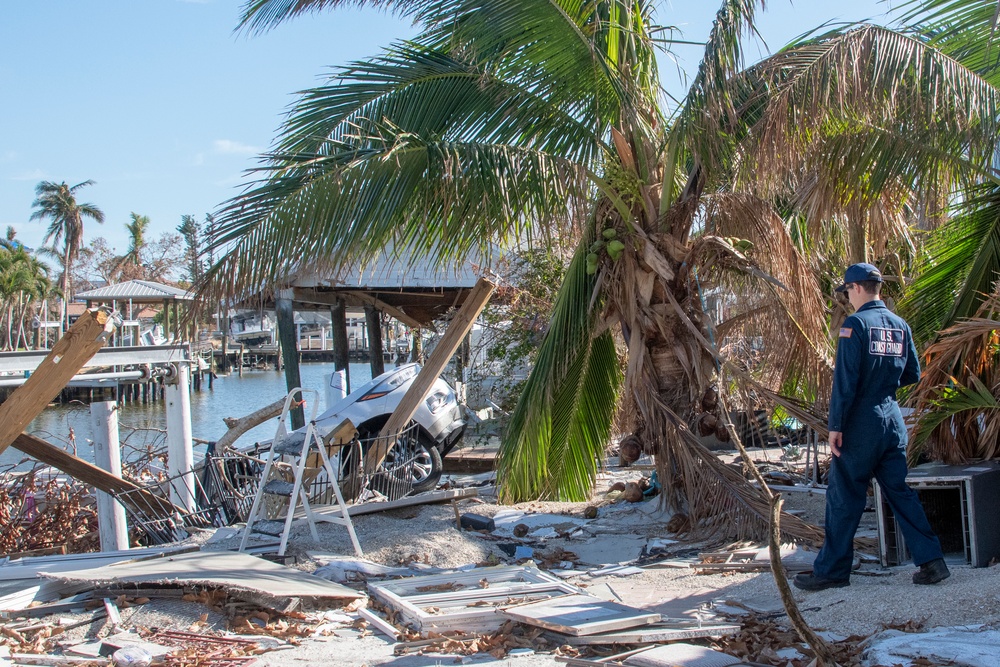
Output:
[383, 431, 442, 494]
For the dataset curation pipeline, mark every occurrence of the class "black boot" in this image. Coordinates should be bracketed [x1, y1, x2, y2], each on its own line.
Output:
[793, 572, 850, 591]
[913, 558, 950, 585]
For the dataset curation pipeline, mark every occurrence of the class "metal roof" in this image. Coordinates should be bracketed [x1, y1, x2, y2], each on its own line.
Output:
[75, 280, 194, 302]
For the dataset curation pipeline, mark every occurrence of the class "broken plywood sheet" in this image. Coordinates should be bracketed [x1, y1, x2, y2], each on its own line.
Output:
[0, 579, 92, 612]
[501, 593, 660, 636]
[545, 619, 741, 645]
[43, 550, 360, 603]
[623, 642, 743, 667]
[368, 565, 582, 634]
[0, 545, 196, 582]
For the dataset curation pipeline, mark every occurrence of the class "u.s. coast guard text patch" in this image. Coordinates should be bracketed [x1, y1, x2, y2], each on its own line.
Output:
[869, 327, 904, 357]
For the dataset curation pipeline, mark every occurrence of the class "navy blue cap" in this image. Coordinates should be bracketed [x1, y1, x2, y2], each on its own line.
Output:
[835, 263, 883, 292]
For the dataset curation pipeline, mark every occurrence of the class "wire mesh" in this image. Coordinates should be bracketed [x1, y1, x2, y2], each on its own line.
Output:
[305, 422, 421, 505]
[114, 467, 228, 546]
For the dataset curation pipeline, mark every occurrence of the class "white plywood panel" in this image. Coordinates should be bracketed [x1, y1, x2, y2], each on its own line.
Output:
[501, 593, 660, 636]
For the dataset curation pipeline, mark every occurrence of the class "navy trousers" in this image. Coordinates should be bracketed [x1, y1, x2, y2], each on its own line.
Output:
[813, 410, 943, 581]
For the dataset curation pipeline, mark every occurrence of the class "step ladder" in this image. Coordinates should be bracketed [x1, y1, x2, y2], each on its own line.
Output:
[239, 388, 363, 557]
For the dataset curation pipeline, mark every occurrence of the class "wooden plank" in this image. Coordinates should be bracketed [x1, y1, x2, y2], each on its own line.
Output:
[11, 432, 182, 517]
[357, 607, 399, 639]
[0, 309, 116, 455]
[307, 487, 477, 521]
[102, 598, 121, 626]
[547, 621, 743, 646]
[12, 655, 110, 666]
[500, 593, 660, 637]
[367, 277, 494, 474]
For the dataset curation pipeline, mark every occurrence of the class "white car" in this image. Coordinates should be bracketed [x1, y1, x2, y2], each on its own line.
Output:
[310, 363, 465, 493]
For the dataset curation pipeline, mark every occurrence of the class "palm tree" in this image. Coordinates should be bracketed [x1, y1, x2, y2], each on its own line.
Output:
[0, 246, 52, 350]
[117, 212, 151, 280]
[29, 180, 104, 332]
[197, 0, 994, 540]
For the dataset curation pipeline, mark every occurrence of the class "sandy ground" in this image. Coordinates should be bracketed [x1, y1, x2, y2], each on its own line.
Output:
[188, 465, 1000, 667]
[44, 458, 1000, 667]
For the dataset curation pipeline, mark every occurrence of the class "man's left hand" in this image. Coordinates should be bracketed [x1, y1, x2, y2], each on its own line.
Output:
[830, 431, 843, 457]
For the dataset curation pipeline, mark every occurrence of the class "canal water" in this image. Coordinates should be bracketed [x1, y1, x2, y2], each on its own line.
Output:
[5, 362, 375, 468]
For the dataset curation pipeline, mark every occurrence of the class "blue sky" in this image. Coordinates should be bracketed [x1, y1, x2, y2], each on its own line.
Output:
[1, 0, 897, 263]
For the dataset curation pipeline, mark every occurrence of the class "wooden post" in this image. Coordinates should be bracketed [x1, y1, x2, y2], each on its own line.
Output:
[163, 299, 171, 343]
[409, 327, 423, 364]
[91, 401, 129, 551]
[164, 363, 195, 512]
[367, 278, 494, 474]
[220, 310, 230, 374]
[0, 309, 117, 456]
[276, 295, 304, 429]
[365, 305, 385, 379]
[331, 299, 351, 394]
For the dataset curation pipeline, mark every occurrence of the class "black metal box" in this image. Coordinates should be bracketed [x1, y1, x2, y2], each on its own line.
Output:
[875, 461, 1000, 567]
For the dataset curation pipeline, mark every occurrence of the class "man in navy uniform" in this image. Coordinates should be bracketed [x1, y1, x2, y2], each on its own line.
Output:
[794, 263, 950, 591]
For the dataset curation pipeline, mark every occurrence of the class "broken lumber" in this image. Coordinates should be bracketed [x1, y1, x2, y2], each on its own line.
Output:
[0, 309, 117, 455]
[357, 607, 399, 639]
[367, 277, 494, 474]
[11, 432, 182, 517]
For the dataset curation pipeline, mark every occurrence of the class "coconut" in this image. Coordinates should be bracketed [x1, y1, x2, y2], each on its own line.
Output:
[623, 482, 644, 503]
[698, 413, 718, 436]
[715, 421, 731, 442]
[618, 436, 643, 464]
[701, 386, 719, 411]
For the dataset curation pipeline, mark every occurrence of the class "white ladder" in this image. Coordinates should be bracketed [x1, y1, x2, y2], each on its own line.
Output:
[239, 388, 363, 557]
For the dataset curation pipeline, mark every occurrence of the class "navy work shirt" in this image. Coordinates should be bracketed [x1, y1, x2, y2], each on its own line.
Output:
[828, 300, 920, 433]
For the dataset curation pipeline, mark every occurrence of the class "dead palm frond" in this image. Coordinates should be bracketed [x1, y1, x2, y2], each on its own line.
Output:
[908, 288, 1000, 463]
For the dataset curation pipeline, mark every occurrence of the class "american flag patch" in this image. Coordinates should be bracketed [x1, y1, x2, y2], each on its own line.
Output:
[839, 327, 853, 338]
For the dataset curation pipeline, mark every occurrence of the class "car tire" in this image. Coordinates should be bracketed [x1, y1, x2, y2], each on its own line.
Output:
[345, 428, 443, 498]
[387, 432, 442, 494]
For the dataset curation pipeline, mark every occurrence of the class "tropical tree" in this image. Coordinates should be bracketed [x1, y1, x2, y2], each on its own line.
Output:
[0, 226, 19, 251]
[29, 180, 104, 332]
[0, 246, 53, 350]
[197, 0, 997, 540]
[114, 212, 151, 281]
[177, 214, 204, 284]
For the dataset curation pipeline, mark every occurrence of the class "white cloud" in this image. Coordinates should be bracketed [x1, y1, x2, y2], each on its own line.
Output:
[212, 139, 261, 156]
[9, 168, 46, 181]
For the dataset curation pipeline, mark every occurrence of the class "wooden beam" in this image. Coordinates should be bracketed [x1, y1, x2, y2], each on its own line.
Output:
[0, 309, 117, 455]
[335, 290, 424, 329]
[275, 296, 304, 430]
[366, 277, 494, 474]
[330, 299, 351, 393]
[365, 305, 385, 379]
[11, 432, 182, 516]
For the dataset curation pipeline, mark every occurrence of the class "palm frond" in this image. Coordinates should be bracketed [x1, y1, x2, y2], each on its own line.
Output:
[908, 290, 1000, 462]
[702, 193, 833, 400]
[748, 25, 1000, 201]
[900, 184, 1000, 344]
[498, 230, 621, 502]
[201, 135, 586, 305]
